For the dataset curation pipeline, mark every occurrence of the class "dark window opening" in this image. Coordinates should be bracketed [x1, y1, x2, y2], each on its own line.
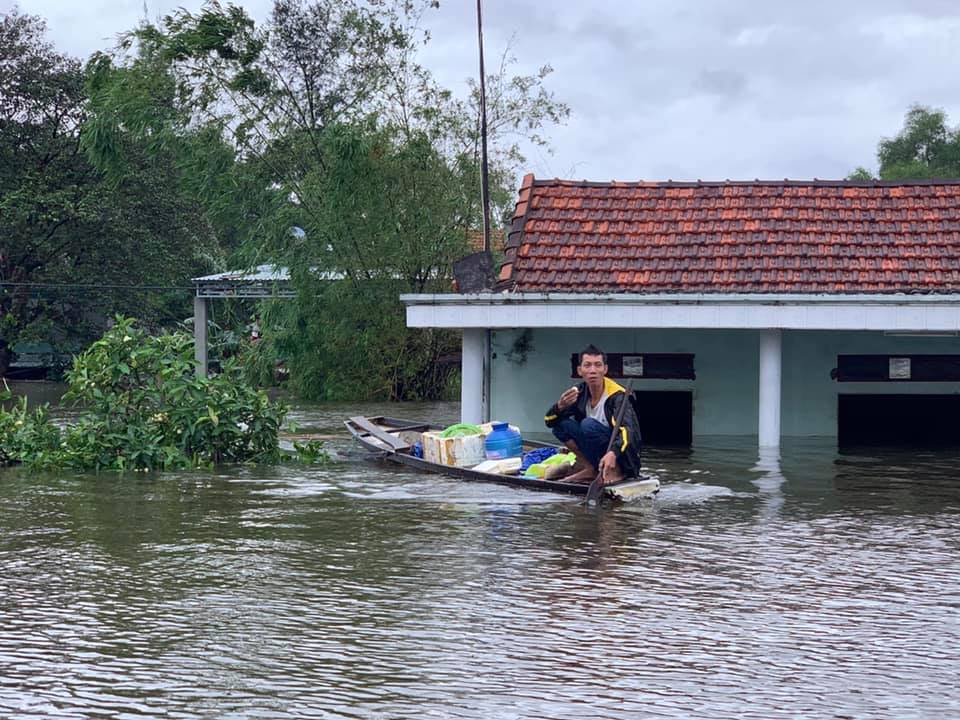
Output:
[634, 390, 693, 447]
[569, 353, 695, 380]
[838, 394, 960, 447]
[836, 355, 960, 382]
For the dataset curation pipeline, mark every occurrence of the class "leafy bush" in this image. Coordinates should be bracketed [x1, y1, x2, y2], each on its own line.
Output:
[0, 317, 324, 471]
[0, 393, 61, 467]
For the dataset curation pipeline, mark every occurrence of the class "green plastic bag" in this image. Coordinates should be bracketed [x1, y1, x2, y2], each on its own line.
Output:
[439, 423, 483, 438]
[524, 452, 577, 478]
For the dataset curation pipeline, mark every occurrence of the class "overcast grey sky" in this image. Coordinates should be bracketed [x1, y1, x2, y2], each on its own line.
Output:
[10, 0, 960, 183]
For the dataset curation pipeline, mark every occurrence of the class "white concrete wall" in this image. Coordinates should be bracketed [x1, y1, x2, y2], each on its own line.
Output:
[488, 328, 960, 439]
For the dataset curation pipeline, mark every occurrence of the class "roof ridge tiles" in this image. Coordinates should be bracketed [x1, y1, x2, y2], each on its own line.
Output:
[528, 177, 960, 189]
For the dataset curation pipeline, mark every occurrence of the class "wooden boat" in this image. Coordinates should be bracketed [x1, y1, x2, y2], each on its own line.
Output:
[345, 416, 659, 502]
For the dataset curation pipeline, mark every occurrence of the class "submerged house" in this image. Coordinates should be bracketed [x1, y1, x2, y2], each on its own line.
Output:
[402, 174, 960, 449]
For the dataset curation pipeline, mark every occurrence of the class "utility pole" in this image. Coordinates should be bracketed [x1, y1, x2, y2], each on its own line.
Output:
[476, 0, 491, 254]
[476, 0, 492, 422]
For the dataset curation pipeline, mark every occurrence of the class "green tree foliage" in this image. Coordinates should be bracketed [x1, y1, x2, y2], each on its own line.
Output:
[0, 317, 310, 470]
[878, 106, 960, 179]
[0, 9, 219, 376]
[849, 105, 960, 181]
[82, 0, 568, 400]
[846, 166, 875, 181]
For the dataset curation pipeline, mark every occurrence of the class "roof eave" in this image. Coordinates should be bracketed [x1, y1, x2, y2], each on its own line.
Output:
[400, 292, 960, 306]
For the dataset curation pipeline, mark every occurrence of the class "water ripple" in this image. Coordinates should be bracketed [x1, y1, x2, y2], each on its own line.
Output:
[2, 408, 960, 718]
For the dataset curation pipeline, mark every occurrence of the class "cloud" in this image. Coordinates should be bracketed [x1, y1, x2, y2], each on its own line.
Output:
[730, 25, 777, 47]
[693, 69, 747, 99]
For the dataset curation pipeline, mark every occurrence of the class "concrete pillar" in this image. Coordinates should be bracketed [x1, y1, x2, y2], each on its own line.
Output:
[758, 329, 782, 448]
[482, 329, 491, 423]
[461, 328, 485, 424]
[194, 296, 208, 378]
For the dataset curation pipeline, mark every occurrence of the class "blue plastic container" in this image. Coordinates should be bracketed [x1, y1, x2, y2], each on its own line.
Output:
[485, 422, 522, 460]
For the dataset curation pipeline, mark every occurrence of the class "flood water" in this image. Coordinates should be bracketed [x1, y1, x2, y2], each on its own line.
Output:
[2, 388, 960, 718]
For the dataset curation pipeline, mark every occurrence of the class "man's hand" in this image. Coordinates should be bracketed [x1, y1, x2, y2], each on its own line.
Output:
[598, 450, 618, 485]
[557, 386, 579, 411]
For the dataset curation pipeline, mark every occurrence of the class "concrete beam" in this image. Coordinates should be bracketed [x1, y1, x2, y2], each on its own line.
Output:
[402, 293, 960, 332]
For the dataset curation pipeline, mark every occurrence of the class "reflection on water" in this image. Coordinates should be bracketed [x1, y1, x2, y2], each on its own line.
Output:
[1, 393, 959, 718]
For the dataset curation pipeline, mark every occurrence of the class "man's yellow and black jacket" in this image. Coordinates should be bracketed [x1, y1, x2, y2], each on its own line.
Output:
[544, 377, 642, 477]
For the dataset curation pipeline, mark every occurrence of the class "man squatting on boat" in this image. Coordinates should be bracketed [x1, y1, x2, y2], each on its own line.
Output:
[544, 345, 643, 485]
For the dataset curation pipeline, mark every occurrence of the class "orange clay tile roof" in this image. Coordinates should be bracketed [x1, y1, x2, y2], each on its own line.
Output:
[497, 174, 960, 294]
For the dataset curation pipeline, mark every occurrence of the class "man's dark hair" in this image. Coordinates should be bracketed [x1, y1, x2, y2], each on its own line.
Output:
[578, 344, 607, 365]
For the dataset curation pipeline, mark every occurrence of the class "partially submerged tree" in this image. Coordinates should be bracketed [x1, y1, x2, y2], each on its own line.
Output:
[0, 317, 314, 471]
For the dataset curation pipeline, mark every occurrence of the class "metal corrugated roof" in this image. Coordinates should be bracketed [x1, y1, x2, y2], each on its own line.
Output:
[192, 264, 289, 283]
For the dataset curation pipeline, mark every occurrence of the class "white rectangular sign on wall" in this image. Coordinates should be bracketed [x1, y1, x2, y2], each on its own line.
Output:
[889, 357, 911, 380]
[622, 355, 644, 377]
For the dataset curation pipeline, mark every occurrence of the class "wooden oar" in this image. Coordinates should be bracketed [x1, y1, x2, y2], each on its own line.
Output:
[584, 380, 635, 506]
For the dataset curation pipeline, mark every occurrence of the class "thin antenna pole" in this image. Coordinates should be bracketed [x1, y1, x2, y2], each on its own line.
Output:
[476, 0, 491, 253]
[476, 0, 492, 423]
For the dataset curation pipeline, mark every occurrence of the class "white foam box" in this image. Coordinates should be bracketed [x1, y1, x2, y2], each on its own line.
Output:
[421, 431, 486, 467]
[472, 457, 523, 475]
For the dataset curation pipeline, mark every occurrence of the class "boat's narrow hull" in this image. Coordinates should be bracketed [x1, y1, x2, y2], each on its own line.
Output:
[345, 416, 660, 501]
